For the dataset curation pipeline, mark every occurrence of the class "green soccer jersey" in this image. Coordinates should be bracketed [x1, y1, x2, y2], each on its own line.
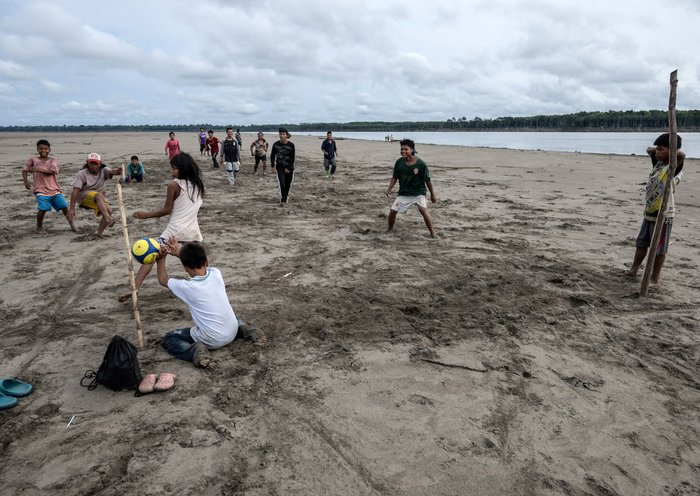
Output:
[393, 157, 431, 196]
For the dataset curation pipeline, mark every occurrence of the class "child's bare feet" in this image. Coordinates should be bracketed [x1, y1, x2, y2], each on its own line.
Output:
[36, 227, 48, 235]
[69, 221, 77, 233]
[193, 342, 211, 368]
[118, 290, 137, 303]
[107, 216, 117, 227]
[623, 268, 638, 279]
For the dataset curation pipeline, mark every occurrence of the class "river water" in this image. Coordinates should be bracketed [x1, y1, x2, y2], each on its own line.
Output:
[300, 131, 699, 158]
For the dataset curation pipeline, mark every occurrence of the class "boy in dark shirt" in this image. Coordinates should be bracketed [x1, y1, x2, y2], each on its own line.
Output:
[220, 127, 241, 185]
[270, 127, 296, 204]
[321, 131, 338, 178]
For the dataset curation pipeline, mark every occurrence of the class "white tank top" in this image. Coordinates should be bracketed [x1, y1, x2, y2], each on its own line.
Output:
[160, 179, 203, 242]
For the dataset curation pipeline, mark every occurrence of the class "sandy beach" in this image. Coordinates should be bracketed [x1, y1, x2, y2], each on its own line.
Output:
[0, 131, 698, 495]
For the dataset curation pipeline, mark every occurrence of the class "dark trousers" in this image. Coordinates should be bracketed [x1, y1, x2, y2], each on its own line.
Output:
[125, 173, 143, 183]
[162, 327, 198, 362]
[275, 167, 294, 203]
[162, 316, 247, 362]
[324, 157, 337, 175]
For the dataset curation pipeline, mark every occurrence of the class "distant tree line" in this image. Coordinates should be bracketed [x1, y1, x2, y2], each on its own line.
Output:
[2, 110, 698, 133]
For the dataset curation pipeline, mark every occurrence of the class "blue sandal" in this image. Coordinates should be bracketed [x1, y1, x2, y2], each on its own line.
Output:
[0, 378, 33, 398]
[0, 392, 18, 410]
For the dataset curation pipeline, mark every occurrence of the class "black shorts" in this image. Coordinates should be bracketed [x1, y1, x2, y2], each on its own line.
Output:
[635, 218, 673, 255]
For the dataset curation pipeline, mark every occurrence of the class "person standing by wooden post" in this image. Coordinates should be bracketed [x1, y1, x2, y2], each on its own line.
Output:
[625, 72, 685, 294]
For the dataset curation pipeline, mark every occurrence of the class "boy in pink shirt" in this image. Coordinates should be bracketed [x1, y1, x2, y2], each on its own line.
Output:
[22, 139, 76, 234]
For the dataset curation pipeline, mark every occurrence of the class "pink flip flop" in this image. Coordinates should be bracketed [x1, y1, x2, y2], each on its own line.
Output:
[154, 373, 176, 392]
[138, 374, 157, 394]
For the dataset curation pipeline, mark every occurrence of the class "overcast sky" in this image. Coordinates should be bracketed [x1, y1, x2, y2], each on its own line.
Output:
[1, 0, 698, 126]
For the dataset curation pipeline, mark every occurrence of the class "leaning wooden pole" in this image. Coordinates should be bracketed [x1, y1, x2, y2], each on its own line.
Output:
[116, 164, 145, 348]
[640, 70, 679, 297]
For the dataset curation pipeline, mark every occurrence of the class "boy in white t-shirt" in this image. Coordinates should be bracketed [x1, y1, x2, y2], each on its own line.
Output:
[157, 240, 238, 367]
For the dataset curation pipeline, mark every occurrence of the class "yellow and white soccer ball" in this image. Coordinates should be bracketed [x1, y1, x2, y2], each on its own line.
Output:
[131, 237, 161, 264]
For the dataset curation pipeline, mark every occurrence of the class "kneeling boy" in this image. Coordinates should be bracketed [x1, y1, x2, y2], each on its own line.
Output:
[157, 240, 238, 367]
[125, 155, 145, 183]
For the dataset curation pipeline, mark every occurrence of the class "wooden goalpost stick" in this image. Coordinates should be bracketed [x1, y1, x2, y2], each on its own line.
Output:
[640, 70, 679, 297]
[115, 163, 145, 348]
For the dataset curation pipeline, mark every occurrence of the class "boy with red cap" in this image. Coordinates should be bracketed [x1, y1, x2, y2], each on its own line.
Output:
[69, 153, 122, 237]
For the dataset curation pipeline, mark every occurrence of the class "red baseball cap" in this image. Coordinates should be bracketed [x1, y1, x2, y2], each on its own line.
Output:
[87, 152, 102, 164]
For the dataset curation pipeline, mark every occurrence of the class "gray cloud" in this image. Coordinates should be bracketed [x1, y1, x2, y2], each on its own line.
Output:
[0, 0, 698, 125]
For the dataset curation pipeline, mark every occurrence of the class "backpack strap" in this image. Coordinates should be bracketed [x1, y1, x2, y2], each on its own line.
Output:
[80, 370, 98, 391]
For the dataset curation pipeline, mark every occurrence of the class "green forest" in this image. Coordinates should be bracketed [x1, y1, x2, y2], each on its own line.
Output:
[2, 110, 699, 133]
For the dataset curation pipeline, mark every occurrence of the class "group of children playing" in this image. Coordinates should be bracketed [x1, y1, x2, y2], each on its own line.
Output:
[23, 144, 147, 236]
[21, 131, 686, 369]
[22, 141, 233, 368]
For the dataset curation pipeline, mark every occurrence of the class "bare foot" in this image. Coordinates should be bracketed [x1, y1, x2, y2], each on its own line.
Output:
[118, 291, 137, 303]
[37, 227, 48, 235]
[649, 280, 661, 288]
[107, 217, 117, 227]
[193, 342, 211, 368]
[69, 222, 77, 233]
[623, 268, 638, 279]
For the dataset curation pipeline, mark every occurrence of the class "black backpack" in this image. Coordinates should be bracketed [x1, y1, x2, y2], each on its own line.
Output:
[81, 335, 142, 391]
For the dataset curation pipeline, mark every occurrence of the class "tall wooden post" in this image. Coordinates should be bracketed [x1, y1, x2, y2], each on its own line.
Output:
[640, 70, 679, 297]
[116, 164, 145, 348]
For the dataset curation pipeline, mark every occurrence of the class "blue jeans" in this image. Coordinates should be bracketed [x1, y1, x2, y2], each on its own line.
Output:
[162, 317, 246, 362]
[162, 327, 198, 362]
[125, 174, 143, 183]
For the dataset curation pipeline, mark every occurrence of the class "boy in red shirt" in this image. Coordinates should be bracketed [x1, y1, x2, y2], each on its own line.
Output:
[165, 131, 181, 160]
[205, 130, 221, 169]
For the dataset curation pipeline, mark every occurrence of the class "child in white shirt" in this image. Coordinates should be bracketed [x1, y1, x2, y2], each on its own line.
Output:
[157, 240, 237, 367]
